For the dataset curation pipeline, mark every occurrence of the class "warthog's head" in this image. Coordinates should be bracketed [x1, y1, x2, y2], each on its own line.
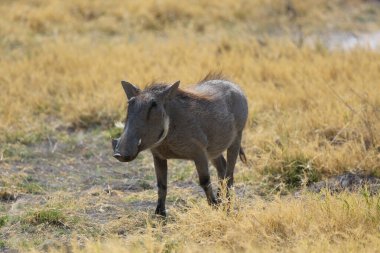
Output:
[112, 80, 180, 162]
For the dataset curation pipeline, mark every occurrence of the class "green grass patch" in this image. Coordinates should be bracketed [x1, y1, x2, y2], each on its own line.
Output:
[0, 215, 8, 227]
[0, 240, 6, 249]
[83, 149, 95, 159]
[72, 113, 119, 130]
[20, 182, 45, 194]
[371, 167, 380, 178]
[138, 179, 153, 190]
[18, 176, 45, 194]
[264, 154, 321, 192]
[4, 130, 45, 145]
[25, 208, 66, 226]
[172, 164, 194, 181]
[108, 126, 123, 139]
[282, 156, 321, 189]
[1, 143, 33, 160]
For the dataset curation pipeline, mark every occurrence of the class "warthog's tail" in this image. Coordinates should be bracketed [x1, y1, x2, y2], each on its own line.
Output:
[239, 147, 247, 164]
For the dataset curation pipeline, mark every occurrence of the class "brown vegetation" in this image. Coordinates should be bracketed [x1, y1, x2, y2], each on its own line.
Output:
[1, 0, 380, 252]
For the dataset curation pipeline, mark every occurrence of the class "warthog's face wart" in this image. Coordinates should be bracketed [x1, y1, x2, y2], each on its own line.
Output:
[112, 80, 179, 162]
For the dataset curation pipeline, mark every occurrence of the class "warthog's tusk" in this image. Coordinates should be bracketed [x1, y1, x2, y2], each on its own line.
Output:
[152, 115, 170, 147]
[138, 139, 142, 146]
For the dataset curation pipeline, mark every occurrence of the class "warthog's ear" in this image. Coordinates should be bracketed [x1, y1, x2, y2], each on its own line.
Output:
[162, 80, 180, 100]
[121, 81, 140, 100]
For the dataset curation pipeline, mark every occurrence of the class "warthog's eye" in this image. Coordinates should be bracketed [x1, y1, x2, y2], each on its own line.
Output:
[151, 101, 157, 107]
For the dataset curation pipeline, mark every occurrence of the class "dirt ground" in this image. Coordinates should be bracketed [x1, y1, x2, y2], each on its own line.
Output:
[1, 128, 379, 252]
[1, 129, 259, 251]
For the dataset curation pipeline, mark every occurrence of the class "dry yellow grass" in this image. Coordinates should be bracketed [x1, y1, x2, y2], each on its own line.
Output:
[1, 0, 380, 252]
[2, 32, 379, 175]
[24, 192, 380, 253]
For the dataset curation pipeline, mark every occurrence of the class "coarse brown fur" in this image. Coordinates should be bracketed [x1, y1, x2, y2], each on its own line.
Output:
[198, 72, 229, 84]
[145, 83, 212, 101]
[113, 74, 248, 216]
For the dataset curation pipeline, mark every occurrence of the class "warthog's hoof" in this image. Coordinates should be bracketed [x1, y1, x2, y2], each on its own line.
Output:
[155, 206, 167, 217]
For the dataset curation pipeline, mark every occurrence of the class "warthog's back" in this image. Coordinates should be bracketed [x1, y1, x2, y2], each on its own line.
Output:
[184, 79, 248, 158]
[194, 79, 248, 130]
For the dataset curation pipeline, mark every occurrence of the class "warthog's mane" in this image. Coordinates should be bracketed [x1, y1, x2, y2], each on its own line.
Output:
[198, 72, 229, 84]
[144, 72, 228, 101]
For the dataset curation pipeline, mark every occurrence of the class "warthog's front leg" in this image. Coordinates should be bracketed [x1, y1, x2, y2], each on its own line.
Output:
[194, 155, 218, 205]
[153, 155, 168, 216]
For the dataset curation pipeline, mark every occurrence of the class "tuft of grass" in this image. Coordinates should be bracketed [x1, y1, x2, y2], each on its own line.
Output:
[19, 182, 44, 194]
[1, 143, 34, 161]
[0, 191, 17, 201]
[4, 130, 46, 145]
[72, 112, 119, 130]
[262, 154, 321, 192]
[0, 240, 5, 249]
[18, 176, 45, 194]
[0, 215, 8, 227]
[107, 125, 123, 140]
[137, 179, 153, 190]
[25, 208, 66, 226]
[282, 155, 321, 189]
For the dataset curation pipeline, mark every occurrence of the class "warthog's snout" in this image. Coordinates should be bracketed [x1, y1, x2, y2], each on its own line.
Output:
[113, 153, 135, 162]
[112, 138, 137, 162]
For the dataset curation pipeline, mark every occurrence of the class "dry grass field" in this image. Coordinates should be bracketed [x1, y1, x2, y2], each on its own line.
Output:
[1, 0, 380, 252]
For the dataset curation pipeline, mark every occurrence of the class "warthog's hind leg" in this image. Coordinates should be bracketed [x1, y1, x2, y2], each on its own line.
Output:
[194, 154, 218, 205]
[212, 155, 227, 201]
[226, 131, 243, 188]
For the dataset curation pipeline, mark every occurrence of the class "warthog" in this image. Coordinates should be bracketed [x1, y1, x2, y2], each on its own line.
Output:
[112, 73, 248, 216]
